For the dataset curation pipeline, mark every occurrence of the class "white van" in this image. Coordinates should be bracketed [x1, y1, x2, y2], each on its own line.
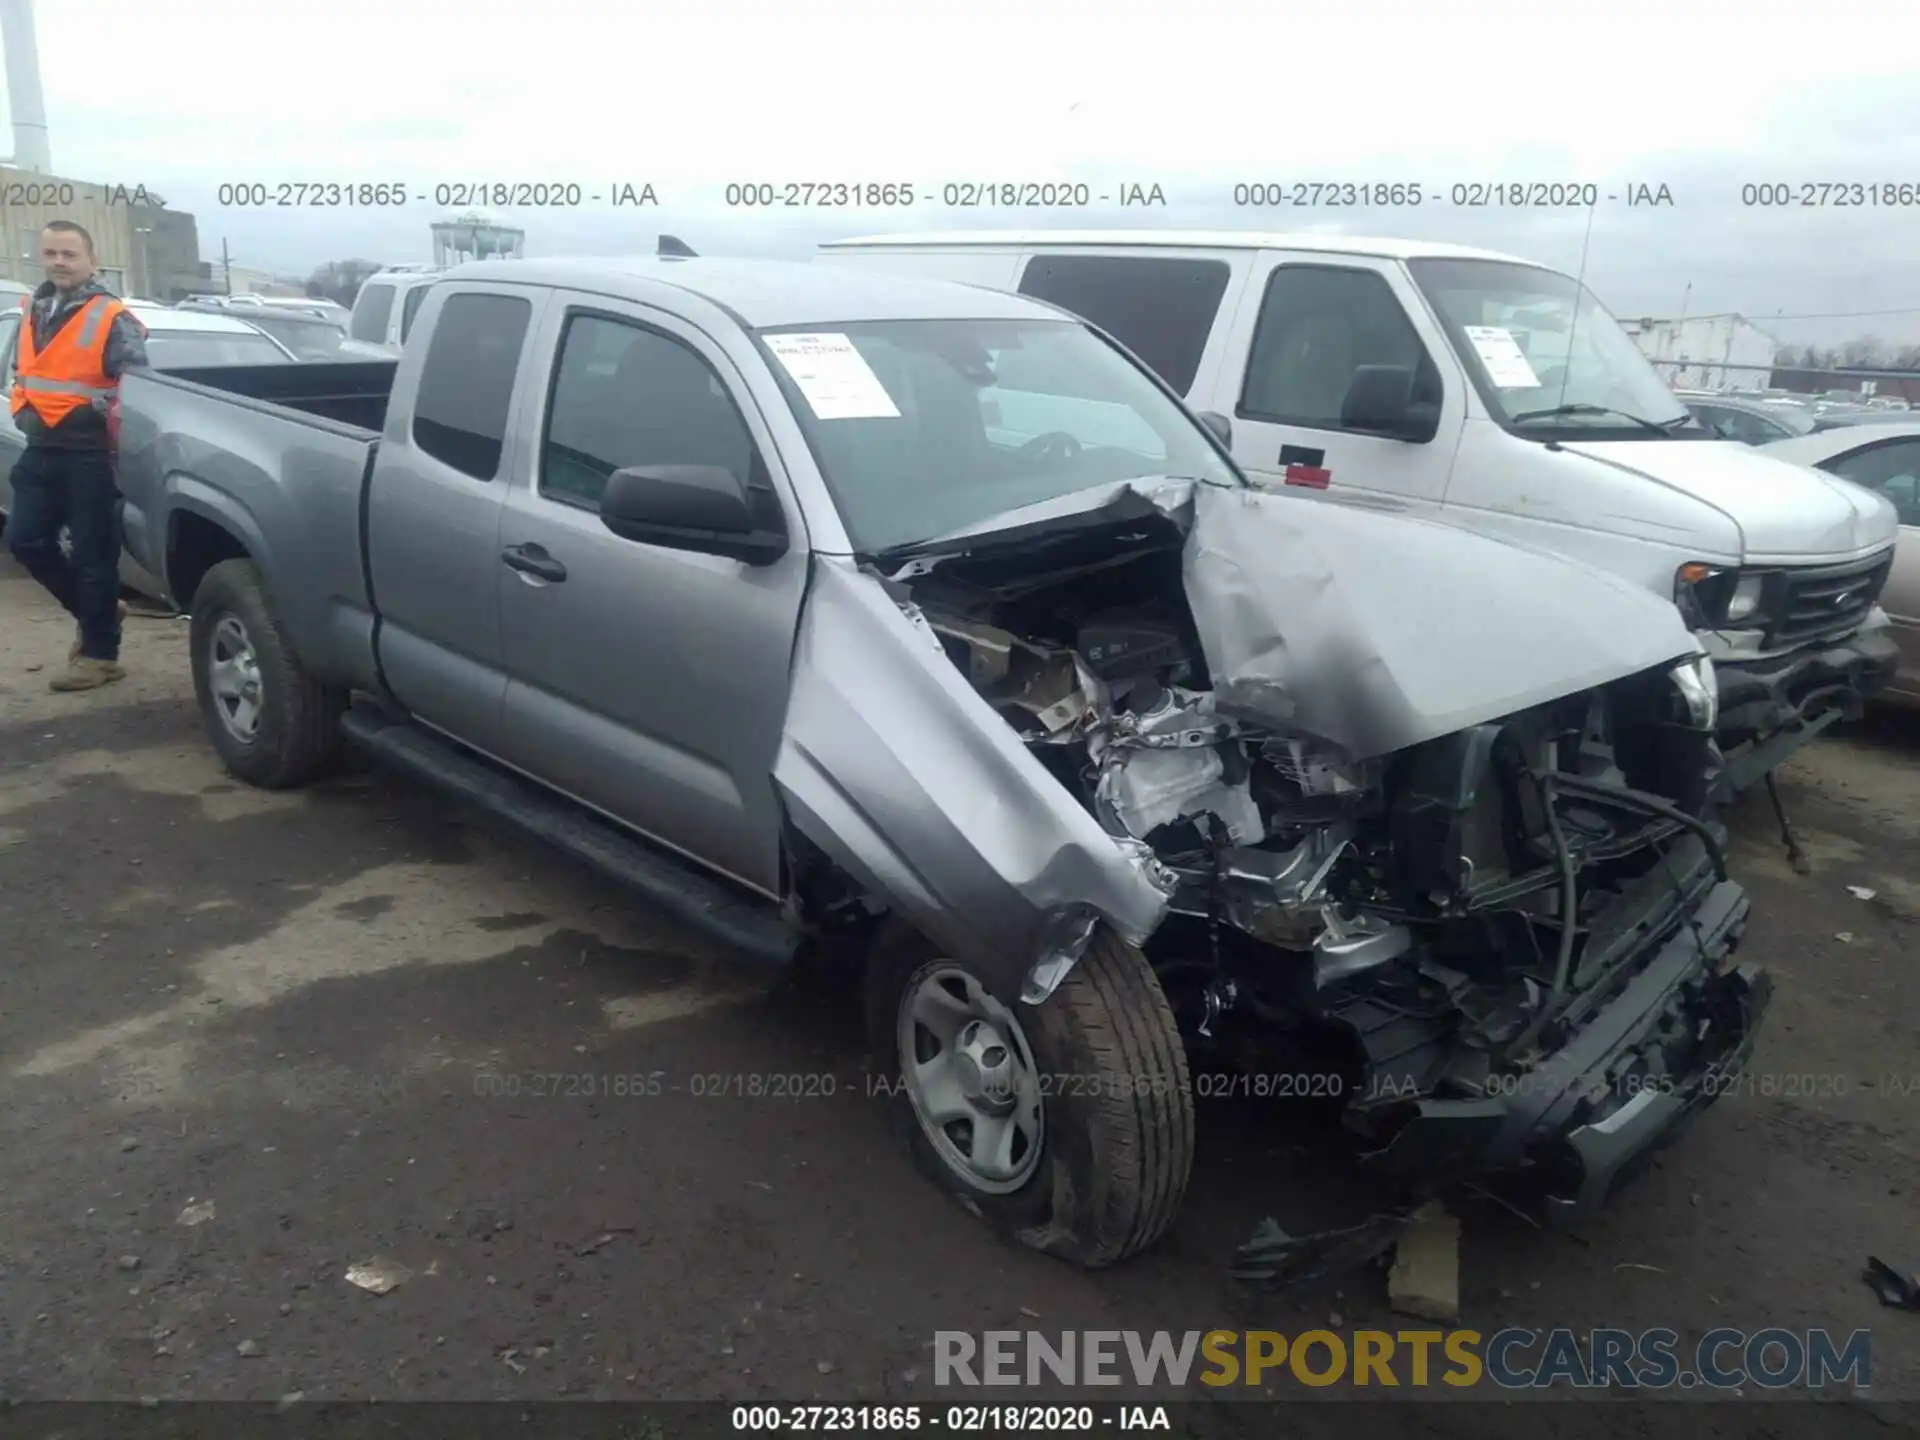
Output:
[339, 267, 442, 358]
[818, 230, 1902, 789]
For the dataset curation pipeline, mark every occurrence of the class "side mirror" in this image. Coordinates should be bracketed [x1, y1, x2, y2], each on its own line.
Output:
[1196, 410, 1233, 448]
[599, 464, 789, 566]
[1339, 364, 1434, 441]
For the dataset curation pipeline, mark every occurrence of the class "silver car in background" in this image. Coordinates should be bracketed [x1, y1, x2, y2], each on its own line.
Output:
[1763, 421, 1920, 704]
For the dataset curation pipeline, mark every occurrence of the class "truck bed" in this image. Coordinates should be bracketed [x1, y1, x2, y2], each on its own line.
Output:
[155, 360, 398, 434]
[115, 362, 398, 694]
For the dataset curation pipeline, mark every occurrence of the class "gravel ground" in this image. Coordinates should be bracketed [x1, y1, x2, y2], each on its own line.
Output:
[1, 558, 1917, 1431]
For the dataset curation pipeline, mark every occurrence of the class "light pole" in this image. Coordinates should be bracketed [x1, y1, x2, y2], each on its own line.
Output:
[0, 0, 52, 172]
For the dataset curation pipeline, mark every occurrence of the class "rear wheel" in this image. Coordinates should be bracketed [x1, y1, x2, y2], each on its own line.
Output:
[864, 921, 1194, 1267]
[189, 558, 345, 789]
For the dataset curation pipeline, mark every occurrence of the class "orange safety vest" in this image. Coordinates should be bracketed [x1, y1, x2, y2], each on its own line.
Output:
[10, 292, 129, 427]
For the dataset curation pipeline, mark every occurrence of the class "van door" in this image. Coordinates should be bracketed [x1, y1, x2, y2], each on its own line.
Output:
[1212, 253, 1466, 505]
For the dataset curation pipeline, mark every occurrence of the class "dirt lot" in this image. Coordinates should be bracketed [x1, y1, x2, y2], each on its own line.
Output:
[1, 557, 1917, 1427]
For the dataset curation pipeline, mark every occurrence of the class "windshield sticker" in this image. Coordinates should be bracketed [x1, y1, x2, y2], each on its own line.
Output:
[764, 333, 901, 420]
[1463, 326, 1542, 389]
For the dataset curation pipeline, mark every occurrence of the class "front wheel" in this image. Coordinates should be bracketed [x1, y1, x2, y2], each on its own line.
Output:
[864, 921, 1194, 1268]
[189, 558, 345, 789]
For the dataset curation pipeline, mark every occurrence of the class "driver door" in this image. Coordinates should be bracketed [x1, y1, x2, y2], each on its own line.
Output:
[1212, 253, 1466, 507]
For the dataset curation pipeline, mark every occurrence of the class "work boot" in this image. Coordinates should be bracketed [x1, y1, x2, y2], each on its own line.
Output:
[71, 600, 131, 663]
[49, 657, 127, 692]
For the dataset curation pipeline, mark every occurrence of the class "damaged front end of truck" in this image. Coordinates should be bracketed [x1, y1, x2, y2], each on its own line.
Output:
[774, 478, 1770, 1231]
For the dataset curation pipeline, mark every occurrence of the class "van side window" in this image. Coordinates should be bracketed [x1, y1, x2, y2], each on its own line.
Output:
[400, 285, 430, 343]
[1016, 255, 1230, 395]
[539, 312, 758, 510]
[1240, 266, 1438, 433]
[411, 293, 533, 482]
[350, 284, 395, 344]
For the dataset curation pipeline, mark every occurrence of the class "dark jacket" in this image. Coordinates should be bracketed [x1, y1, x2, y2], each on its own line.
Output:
[16, 277, 150, 450]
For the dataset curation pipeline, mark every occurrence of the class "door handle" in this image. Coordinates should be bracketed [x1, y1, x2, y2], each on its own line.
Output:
[501, 543, 567, 584]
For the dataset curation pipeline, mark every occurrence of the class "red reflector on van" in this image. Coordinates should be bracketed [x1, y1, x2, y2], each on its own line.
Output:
[1284, 464, 1331, 489]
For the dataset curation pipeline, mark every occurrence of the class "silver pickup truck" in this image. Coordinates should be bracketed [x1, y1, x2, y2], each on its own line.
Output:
[113, 256, 1769, 1267]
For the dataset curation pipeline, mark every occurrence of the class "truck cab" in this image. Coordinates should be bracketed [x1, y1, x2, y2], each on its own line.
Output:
[817, 231, 1902, 792]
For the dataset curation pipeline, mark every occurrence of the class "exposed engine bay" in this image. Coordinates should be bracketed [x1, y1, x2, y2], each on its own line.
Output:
[888, 510, 1761, 1199]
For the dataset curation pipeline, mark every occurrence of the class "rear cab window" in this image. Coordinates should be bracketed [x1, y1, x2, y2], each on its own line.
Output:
[1015, 254, 1231, 397]
[350, 284, 396, 344]
[410, 292, 534, 480]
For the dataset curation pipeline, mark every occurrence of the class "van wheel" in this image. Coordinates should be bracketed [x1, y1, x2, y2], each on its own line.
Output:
[189, 558, 344, 789]
[864, 920, 1194, 1268]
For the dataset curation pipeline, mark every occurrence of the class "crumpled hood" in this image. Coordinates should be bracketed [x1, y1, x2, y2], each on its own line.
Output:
[1182, 483, 1701, 761]
[1557, 438, 1899, 561]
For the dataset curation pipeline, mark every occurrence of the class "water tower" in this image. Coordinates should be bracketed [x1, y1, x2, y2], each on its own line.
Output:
[431, 210, 525, 266]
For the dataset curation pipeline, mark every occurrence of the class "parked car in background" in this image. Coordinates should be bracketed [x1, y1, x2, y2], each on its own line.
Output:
[1762, 422, 1920, 704]
[820, 230, 1901, 795]
[1678, 392, 1817, 445]
[231, 306, 349, 360]
[338, 267, 442, 358]
[0, 302, 296, 600]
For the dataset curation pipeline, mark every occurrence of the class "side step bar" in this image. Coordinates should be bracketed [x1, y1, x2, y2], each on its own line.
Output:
[340, 706, 799, 968]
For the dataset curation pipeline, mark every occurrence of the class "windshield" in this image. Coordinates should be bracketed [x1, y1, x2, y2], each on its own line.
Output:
[757, 318, 1240, 553]
[147, 333, 295, 367]
[1407, 259, 1693, 435]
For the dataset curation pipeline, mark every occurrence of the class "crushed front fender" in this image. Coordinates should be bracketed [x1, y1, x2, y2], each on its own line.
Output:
[773, 558, 1173, 1000]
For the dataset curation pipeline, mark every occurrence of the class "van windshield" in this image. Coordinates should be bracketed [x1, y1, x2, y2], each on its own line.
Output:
[1408, 259, 1696, 436]
[757, 317, 1240, 554]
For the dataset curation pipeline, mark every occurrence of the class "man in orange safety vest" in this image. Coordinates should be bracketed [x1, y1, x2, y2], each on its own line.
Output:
[7, 219, 149, 691]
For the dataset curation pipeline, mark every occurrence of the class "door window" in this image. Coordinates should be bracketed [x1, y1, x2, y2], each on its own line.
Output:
[400, 284, 430, 343]
[410, 292, 532, 481]
[539, 312, 758, 510]
[1239, 265, 1439, 434]
[350, 283, 395, 343]
[1828, 440, 1920, 525]
[1016, 254, 1230, 395]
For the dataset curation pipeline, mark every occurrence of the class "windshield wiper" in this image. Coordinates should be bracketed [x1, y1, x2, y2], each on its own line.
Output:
[1508, 402, 1678, 435]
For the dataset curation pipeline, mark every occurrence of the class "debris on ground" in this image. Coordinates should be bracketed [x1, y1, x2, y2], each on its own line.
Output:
[1863, 1257, 1920, 1311]
[344, 1257, 412, 1295]
[1230, 1205, 1416, 1288]
[236, 1340, 262, 1358]
[1847, 886, 1878, 901]
[116, 1254, 141, 1272]
[1388, 1202, 1460, 1322]
[1835, 932, 1855, 944]
[175, 1199, 215, 1227]
[119, 1137, 139, 1153]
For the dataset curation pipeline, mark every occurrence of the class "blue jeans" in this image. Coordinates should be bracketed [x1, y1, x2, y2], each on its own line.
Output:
[6, 446, 123, 662]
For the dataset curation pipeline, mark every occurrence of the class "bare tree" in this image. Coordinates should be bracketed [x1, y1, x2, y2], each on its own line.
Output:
[1837, 334, 1887, 369]
[305, 259, 386, 308]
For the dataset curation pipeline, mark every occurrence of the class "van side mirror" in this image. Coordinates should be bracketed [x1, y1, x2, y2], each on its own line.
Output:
[1196, 410, 1233, 448]
[599, 464, 789, 566]
[1340, 365, 1435, 441]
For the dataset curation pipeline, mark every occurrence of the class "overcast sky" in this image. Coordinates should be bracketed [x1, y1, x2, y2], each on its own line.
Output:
[25, 0, 1920, 345]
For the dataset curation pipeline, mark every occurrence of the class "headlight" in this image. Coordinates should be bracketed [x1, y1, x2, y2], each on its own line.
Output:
[1675, 562, 1766, 629]
[1725, 573, 1765, 623]
[1670, 655, 1719, 731]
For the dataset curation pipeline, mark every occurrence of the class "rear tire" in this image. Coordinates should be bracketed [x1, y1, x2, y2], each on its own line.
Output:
[864, 920, 1194, 1268]
[189, 558, 344, 789]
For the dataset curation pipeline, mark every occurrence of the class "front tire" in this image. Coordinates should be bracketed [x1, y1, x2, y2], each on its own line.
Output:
[865, 921, 1194, 1268]
[189, 558, 344, 789]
